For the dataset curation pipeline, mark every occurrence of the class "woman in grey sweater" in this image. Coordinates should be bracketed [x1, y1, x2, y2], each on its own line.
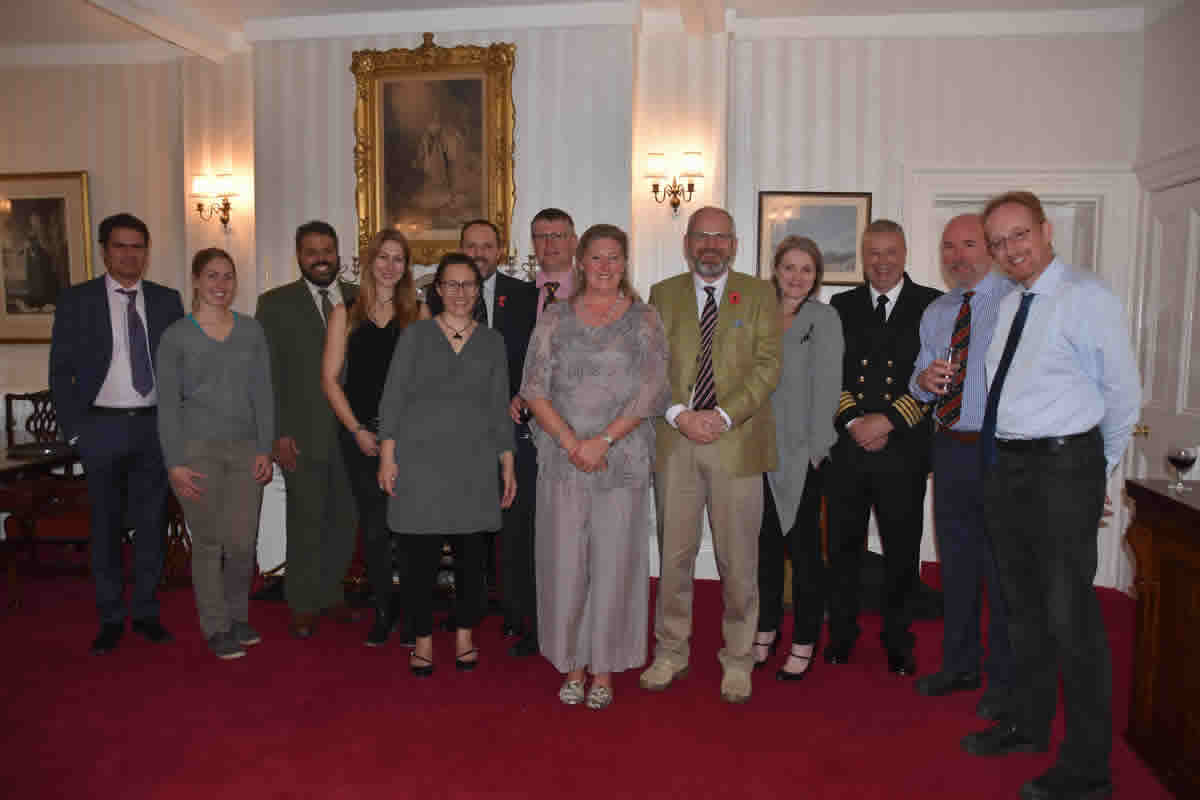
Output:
[156, 248, 274, 660]
[752, 236, 844, 681]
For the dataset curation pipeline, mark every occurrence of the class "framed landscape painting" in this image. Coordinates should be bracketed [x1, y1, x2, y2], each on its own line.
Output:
[0, 171, 92, 342]
[351, 34, 515, 267]
[757, 191, 872, 285]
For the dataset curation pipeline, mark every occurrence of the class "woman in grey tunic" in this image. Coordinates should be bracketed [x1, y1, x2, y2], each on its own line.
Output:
[377, 253, 515, 676]
[521, 224, 669, 710]
[752, 236, 843, 680]
[156, 248, 274, 660]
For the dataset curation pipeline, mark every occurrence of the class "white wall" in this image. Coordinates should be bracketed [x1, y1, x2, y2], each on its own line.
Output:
[1138, 1, 1200, 170]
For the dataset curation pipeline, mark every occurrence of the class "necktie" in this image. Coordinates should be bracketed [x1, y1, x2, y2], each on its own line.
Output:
[936, 290, 974, 429]
[980, 292, 1035, 467]
[693, 286, 719, 411]
[473, 292, 489, 326]
[876, 294, 889, 325]
[117, 288, 154, 397]
[319, 288, 333, 325]
[542, 281, 560, 312]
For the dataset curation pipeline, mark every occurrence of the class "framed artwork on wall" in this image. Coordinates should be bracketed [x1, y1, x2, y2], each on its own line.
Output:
[0, 171, 92, 343]
[351, 33, 516, 267]
[757, 191, 872, 285]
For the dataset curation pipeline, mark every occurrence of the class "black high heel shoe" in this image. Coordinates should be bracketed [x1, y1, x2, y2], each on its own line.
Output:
[410, 653, 434, 677]
[776, 643, 817, 682]
[752, 632, 779, 670]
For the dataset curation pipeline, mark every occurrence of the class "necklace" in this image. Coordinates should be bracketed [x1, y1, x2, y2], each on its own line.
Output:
[439, 315, 474, 340]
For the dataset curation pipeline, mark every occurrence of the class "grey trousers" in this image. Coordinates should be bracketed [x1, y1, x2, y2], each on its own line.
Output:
[176, 439, 264, 638]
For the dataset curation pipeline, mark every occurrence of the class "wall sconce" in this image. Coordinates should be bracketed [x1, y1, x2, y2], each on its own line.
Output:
[647, 152, 703, 216]
[191, 173, 238, 232]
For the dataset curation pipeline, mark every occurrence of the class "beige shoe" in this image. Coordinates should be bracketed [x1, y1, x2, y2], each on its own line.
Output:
[639, 658, 690, 691]
[558, 679, 586, 705]
[585, 684, 613, 710]
[720, 669, 752, 704]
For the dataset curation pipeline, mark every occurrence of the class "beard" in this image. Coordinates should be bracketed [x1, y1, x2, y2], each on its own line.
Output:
[301, 260, 337, 287]
[690, 249, 730, 279]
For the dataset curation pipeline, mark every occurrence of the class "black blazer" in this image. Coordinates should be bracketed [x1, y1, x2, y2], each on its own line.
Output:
[830, 274, 941, 449]
[428, 271, 538, 398]
[49, 274, 185, 443]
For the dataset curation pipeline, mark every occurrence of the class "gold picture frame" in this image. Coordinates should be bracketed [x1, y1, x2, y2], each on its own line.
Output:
[0, 171, 93, 343]
[351, 33, 516, 267]
[757, 191, 872, 286]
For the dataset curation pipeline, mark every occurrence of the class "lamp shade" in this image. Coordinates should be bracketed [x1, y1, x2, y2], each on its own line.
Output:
[190, 175, 213, 197]
[645, 152, 667, 178]
[680, 152, 704, 177]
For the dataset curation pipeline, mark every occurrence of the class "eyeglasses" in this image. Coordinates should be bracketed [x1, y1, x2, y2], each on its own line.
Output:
[689, 231, 735, 243]
[532, 232, 571, 242]
[438, 280, 479, 293]
[987, 227, 1031, 252]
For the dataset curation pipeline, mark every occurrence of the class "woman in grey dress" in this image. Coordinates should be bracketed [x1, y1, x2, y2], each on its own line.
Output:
[521, 224, 669, 709]
[377, 253, 516, 676]
[751, 236, 843, 680]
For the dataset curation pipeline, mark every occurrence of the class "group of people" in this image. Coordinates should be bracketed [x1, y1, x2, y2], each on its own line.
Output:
[49, 188, 1138, 800]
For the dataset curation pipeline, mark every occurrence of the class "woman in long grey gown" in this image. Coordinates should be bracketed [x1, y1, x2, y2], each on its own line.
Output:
[521, 224, 669, 710]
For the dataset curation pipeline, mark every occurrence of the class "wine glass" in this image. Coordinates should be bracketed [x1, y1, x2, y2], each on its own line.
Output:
[1166, 443, 1196, 492]
[938, 346, 965, 393]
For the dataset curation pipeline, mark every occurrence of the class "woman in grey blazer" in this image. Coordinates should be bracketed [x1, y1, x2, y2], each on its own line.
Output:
[752, 236, 844, 680]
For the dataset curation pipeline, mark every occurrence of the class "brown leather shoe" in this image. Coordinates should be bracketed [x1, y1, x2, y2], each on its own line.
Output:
[290, 611, 317, 639]
[324, 602, 362, 624]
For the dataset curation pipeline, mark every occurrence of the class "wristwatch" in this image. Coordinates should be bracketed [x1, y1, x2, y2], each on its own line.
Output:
[600, 433, 615, 446]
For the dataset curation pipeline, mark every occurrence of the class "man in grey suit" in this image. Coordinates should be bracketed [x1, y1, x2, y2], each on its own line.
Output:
[255, 221, 359, 639]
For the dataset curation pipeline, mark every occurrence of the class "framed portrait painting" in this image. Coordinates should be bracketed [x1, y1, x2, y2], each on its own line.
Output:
[0, 171, 93, 343]
[757, 191, 872, 285]
[351, 33, 515, 267]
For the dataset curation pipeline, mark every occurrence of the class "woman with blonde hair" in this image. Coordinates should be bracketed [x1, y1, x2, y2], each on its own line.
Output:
[322, 229, 425, 647]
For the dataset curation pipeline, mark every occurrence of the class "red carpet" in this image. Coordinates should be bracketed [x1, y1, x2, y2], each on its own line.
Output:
[0, 573, 1169, 799]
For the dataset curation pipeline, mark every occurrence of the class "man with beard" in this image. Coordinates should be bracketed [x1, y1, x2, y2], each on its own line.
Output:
[256, 220, 359, 639]
[825, 219, 941, 677]
[427, 219, 539, 656]
[640, 205, 781, 704]
[910, 214, 1015, 716]
[962, 191, 1139, 800]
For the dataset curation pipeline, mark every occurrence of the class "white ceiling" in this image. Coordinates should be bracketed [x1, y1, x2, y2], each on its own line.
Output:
[0, 0, 1179, 46]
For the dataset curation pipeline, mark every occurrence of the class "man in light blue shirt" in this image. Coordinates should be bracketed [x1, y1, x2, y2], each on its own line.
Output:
[910, 215, 1016, 718]
[961, 191, 1140, 800]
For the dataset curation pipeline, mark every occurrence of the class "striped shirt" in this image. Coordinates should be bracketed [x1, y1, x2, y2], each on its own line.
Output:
[909, 269, 1016, 432]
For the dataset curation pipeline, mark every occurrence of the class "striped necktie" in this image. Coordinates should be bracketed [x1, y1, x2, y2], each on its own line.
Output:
[936, 290, 974, 429]
[693, 286, 719, 410]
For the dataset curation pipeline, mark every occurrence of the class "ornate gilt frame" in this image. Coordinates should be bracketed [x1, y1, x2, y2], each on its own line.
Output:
[351, 33, 516, 267]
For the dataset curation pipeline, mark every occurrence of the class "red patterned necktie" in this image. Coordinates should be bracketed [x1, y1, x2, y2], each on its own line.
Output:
[936, 290, 974, 429]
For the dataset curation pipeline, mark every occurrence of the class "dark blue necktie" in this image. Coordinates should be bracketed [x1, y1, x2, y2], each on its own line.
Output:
[118, 288, 154, 397]
[980, 292, 1034, 467]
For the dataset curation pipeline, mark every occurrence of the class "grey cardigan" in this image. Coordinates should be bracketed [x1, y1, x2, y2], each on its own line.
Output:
[766, 298, 843, 530]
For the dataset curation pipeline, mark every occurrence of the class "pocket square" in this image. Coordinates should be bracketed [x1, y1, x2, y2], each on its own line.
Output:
[733, 319, 744, 328]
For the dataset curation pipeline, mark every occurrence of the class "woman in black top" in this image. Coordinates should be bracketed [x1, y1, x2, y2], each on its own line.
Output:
[322, 229, 426, 646]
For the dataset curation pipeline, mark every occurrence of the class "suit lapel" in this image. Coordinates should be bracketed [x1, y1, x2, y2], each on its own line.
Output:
[94, 277, 114, 369]
[491, 274, 509, 334]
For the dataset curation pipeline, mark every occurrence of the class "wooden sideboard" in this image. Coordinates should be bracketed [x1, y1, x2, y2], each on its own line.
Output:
[1125, 478, 1200, 798]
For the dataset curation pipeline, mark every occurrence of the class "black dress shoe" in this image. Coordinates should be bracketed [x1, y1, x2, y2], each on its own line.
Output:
[776, 645, 817, 682]
[752, 632, 779, 670]
[90, 623, 124, 655]
[509, 633, 539, 657]
[976, 692, 1011, 721]
[364, 611, 393, 648]
[131, 618, 174, 644]
[887, 648, 916, 676]
[914, 670, 980, 696]
[961, 721, 1048, 757]
[823, 641, 854, 665]
[1020, 765, 1113, 800]
[502, 622, 521, 638]
[409, 654, 434, 677]
[455, 647, 479, 672]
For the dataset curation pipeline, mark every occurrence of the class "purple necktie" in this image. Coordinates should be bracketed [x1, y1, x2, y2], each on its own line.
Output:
[117, 288, 154, 397]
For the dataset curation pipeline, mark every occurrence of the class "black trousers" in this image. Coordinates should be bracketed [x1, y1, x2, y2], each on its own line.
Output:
[401, 533, 487, 638]
[500, 428, 538, 632]
[985, 428, 1110, 780]
[79, 410, 168, 625]
[824, 435, 927, 652]
[339, 429, 400, 614]
[757, 465, 825, 645]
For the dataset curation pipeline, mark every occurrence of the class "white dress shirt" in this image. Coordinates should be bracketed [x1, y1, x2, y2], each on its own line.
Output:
[665, 270, 733, 429]
[94, 273, 157, 408]
[868, 281, 903, 321]
[481, 271, 497, 327]
[304, 277, 345, 322]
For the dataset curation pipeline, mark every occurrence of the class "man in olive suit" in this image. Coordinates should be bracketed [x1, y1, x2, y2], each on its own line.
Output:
[256, 220, 359, 639]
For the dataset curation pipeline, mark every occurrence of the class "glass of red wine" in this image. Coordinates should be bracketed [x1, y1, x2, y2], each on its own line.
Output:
[1166, 444, 1196, 492]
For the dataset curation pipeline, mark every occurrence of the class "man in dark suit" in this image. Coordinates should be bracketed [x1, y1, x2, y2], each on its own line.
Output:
[50, 212, 185, 654]
[428, 219, 540, 656]
[825, 219, 941, 676]
[255, 221, 359, 639]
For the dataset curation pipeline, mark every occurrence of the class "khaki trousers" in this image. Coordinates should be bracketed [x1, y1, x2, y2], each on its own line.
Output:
[653, 437, 763, 673]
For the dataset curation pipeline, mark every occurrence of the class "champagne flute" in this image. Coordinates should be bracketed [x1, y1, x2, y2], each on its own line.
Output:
[938, 346, 965, 394]
[1166, 443, 1196, 492]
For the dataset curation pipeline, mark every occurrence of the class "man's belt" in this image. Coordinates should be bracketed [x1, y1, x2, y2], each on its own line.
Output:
[996, 427, 1098, 453]
[89, 405, 156, 417]
[938, 428, 980, 444]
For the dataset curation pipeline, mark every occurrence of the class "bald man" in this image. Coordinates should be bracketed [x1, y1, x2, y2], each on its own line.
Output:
[910, 215, 1016, 717]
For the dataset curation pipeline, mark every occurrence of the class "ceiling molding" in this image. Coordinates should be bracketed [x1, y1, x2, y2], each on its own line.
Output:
[88, 0, 246, 62]
[731, 7, 1147, 39]
[0, 40, 185, 66]
[243, 1, 639, 42]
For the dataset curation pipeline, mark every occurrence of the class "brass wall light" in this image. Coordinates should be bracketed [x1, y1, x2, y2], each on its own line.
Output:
[647, 152, 703, 216]
[191, 173, 238, 232]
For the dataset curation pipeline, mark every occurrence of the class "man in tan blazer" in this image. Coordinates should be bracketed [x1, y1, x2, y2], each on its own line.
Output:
[641, 206, 782, 703]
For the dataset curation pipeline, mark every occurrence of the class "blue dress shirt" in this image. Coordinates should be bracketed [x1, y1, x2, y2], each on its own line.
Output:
[910, 270, 1017, 431]
[984, 258, 1141, 473]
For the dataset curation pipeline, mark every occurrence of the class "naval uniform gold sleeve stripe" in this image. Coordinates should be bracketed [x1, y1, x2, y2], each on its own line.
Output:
[891, 394, 924, 428]
[838, 390, 858, 414]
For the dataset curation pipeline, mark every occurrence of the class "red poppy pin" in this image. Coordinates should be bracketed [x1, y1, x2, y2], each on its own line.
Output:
[498, 295, 507, 308]
[729, 291, 742, 305]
